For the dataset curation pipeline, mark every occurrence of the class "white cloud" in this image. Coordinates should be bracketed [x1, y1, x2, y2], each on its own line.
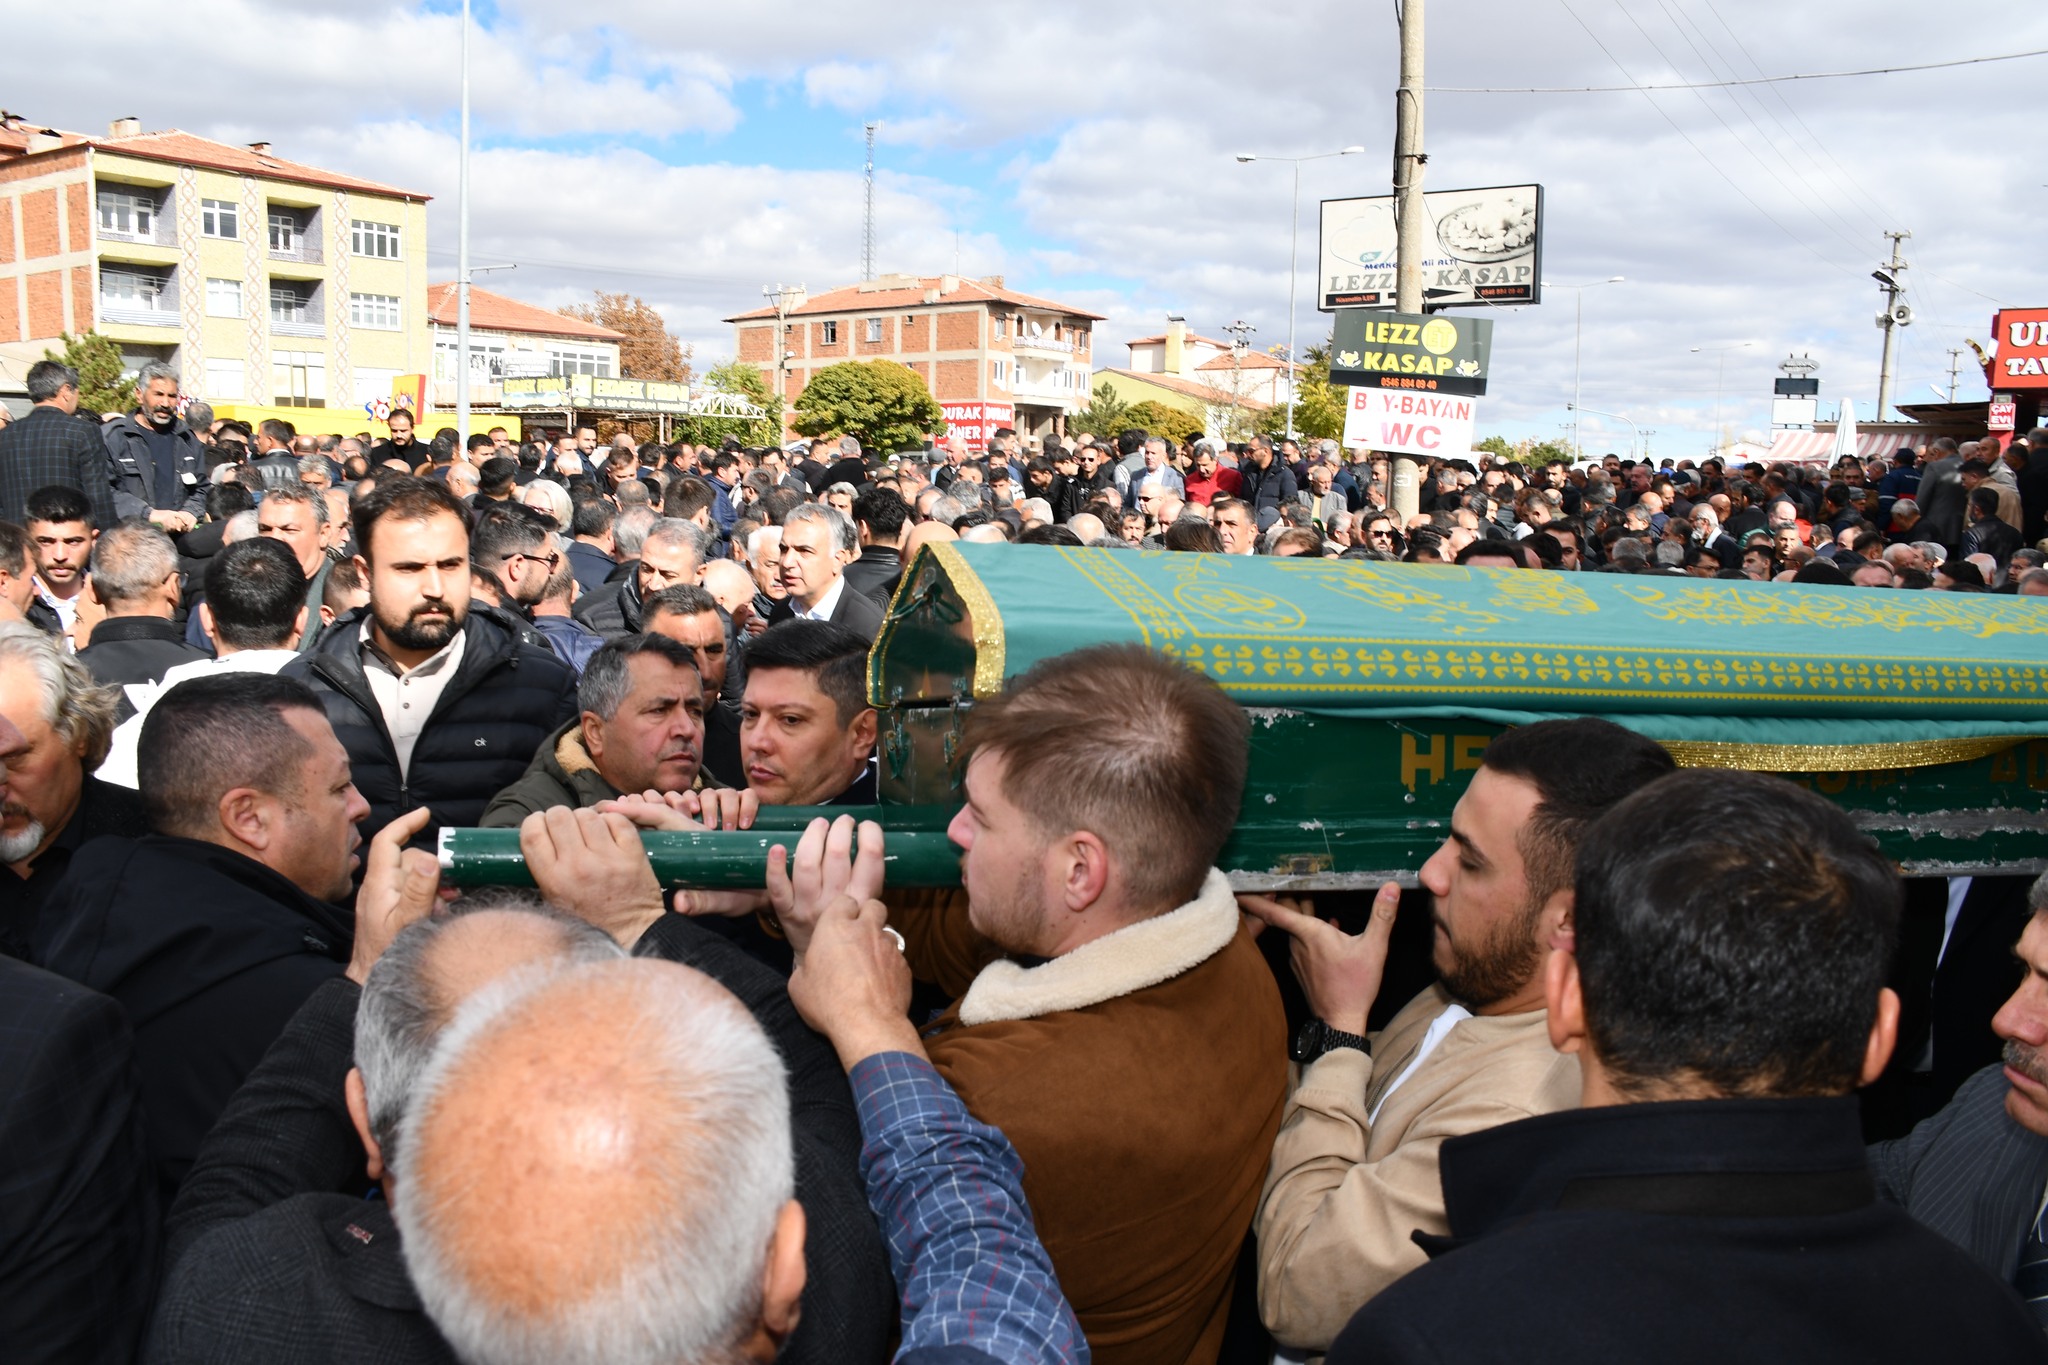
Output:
[802, 62, 890, 114]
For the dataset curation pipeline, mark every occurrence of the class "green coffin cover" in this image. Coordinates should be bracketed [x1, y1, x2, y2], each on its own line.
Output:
[869, 543, 2048, 763]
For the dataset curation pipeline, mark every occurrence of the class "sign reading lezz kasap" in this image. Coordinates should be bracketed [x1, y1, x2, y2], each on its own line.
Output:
[1329, 310, 1493, 396]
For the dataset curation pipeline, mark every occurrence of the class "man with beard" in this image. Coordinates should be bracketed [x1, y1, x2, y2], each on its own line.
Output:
[287, 475, 577, 848]
[1242, 718, 1677, 1354]
[102, 362, 206, 531]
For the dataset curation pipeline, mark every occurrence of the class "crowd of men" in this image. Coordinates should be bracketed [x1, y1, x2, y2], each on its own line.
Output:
[3, 350, 2048, 1364]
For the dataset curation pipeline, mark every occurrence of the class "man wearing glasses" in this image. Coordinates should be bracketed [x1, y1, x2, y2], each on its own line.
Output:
[471, 504, 560, 622]
[1361, 516, 1404, 557]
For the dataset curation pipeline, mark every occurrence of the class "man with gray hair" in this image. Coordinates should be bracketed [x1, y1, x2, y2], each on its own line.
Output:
[75, 521, 203, 711]
[103, 361, 207, 530]
[0, 359, 120, 527]
[0, 620, 141, 958]
[573, 516, 709, 639]
[769, 502, 884, 639]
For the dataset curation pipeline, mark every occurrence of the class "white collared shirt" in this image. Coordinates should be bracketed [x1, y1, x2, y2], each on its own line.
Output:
[359, 620, 467, 780]
[796, 573, 847, 623]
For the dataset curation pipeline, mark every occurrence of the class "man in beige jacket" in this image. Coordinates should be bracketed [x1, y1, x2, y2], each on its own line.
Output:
[1242, 717, 1677, 1355]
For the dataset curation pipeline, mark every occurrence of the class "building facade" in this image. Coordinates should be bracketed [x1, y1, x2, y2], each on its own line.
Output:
[0, 114, 430, 413]
[426, 283, 625, 412]
[725, 273, 1104, 445]
[1094, 317, 1291, 440]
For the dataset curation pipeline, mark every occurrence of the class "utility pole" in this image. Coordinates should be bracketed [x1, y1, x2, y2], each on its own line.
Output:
[862, 122, 878, 282]
[1224, 319, 1256, 440]
[1873, 229, 1911, 421]
[1389, 0, 1426, 522]
[1642, 429, 1655, 460]
[1944, 347, 1963, 402]
[456, 0, 471, 441]
[764, 283, 803, 439]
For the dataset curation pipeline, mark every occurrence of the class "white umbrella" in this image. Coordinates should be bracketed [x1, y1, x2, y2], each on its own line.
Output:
[1830, 398, 1858, 461]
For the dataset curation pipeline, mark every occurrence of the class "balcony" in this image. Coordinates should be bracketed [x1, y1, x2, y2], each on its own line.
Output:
[100, 304, 179, 328]
[1012, 334, 1076, 356]
[268, 240, 324, 266]
[1008, 376, 1081, 406]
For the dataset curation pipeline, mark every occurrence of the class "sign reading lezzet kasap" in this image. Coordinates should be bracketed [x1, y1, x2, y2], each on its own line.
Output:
[1329, 311, 1493, 396]
[1343, 389, 1477, 458]
[1319, 185, 1542, 310]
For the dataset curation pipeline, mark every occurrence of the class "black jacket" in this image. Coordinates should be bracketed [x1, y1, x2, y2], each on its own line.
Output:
[0, 956, 158, 1365]
[76, 615, 207, 718]
[0, 775, 149, 961]
[1964, 514, 2024, 569]
[103, 412, 209, 519]
[0, 404, 120, 528]
[1915, 456, 1968, 550]
[35, 835, 354, 1207]
[285, 607, 578, 848]
[571, 572, 645, 639]
[1329, 1096, 2048, 1365]
[766, 577, 887, 640]
[1238, 458, 1298, 528]
[841, 544, 903, 606]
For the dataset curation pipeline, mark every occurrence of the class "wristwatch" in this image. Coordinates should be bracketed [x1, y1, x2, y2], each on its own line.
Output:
[1291, 1017, 1371, 1065]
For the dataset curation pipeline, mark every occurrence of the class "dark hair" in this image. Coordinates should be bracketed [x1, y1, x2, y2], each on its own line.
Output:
[0, 520, 30, 575]
[577, 632, 698, 720]
[665, 477, 716, 523]
[259, 418, 296, 445]
[1969, 486, 2001, 518]
[205, 481, 256, 522]
[138, 673, 326, 837]
[470, 502, 550, 568]
[1524, 531, 1564, 568]
[642, 583, 720, 624]
[1941, 560, 1987, 588]
[24, 484, 93, 528]
[1020, 523, 1085, 547]
[964, 644, 1248, 911]
[1792, 559, 1849, 586]
[205, 537, 309, 649]
[756, 487, 805, 527]
[744, 619, 870, 728]
[569, 498, 615, 540]
[1478, 718, 1678, 908]
[352, 474, 471, 562]
[1574, 770, 1900, 1098]
[26, 360, 79, 401]
[323, 556, 367, 615]
[478, 456, 518, 495]
[1454, 538, 1529, 567]
[852, 486, 909, 540]
[1161, 519, 1223, 552]
[467, 433, 495, 456]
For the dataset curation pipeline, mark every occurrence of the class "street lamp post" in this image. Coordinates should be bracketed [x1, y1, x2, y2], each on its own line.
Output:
[1543, 277, 1625, 457]
[1566, 403, 1640, 461]
[1235, 145, 1365, 442]
[1690, 340, 1755, 456]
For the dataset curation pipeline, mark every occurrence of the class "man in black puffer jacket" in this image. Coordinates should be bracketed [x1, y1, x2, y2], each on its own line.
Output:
[285, 476, 577, 849]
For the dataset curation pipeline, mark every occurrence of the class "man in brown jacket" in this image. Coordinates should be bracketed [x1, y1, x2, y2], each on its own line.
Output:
[769, 644, 1288, 1365]
[1241, 718, 1677, 1355]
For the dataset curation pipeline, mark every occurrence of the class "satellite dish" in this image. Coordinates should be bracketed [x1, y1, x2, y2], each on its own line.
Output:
[1029, 320, 1043, 337]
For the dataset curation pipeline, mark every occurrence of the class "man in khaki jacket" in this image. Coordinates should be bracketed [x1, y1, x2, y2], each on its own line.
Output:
[1242, 718, 1677, 1355]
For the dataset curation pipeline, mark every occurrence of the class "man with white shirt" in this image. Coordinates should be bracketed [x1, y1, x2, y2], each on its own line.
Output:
[767, 504, 884, 641]
[98, 539, 310, 789]
[1242, 718, 1678, 1354]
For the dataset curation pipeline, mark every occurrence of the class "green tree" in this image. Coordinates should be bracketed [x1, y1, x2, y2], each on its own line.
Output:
[44, 332, 134, 414]
[1254, 341, 1347, 442]
[1123, 399, 1205, 447]
[680, 360, 782, 448]
[1474, 435, 1516, 460]
[791, 360, 946, 453]
[1069, 381, 1132, 440]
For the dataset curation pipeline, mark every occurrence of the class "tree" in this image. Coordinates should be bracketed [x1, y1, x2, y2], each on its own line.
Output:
[1122, 400, 1205, 447]
[43, 332, 134, 414]
[1474, 435, 1517, 460]
[680, 360, 782, 448]
[1253, 340, 1346, 443]
[791, 360, 946, 453]
[558, 291, 693, 383]
[1069, 381, 1132, 440]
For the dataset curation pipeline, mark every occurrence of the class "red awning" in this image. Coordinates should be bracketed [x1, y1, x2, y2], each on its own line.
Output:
[1764, 430, 1920, 464]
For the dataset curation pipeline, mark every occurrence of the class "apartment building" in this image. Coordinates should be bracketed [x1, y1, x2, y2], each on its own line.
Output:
[426, 282, 625, 411]
[0, 113, 430, 412]
[1094, 317, 1294, 439]
[725, 273, 1104, 444]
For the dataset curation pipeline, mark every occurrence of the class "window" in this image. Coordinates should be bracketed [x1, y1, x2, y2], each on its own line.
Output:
[819, 320, 838, 345]
[863, 317, 884, 343]
[268, 210, 299, 254]
[436, 339, 507, 380]
[203, 357, 246, 401]
[201, 198, 238, 239]
[351, 219, 401, 259]
[545, 345, 610, 378]
[99, 266, 170, 317]
[992, 314, 1006, 339]
[990, 358, 1008, 387]
[272, 350, 327, 407]
[97, 188, 156, 239]
[349, 292, 402, 330]
[205, 277, 242, 319]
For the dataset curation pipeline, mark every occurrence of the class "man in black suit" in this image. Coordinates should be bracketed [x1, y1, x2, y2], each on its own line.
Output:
[1914, 438, 1968, 552]
[765, 503, 884, 640]
[0, 360, 119, 529]
[1328, 771, 2046, 1365]
[1872, 873, 2048, 1311]
[0, 954, 157, 1365]
[843, 486, 908, 608]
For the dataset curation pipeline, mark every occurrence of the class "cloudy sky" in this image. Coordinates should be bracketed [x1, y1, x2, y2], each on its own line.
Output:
[14, 0, 2047, 453]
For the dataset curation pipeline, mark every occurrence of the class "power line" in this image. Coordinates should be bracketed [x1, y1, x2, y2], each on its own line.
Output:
[1429, 44, 2048, 92]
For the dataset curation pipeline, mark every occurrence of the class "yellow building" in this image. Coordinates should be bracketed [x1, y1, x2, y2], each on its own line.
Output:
[0, 113, 431, 419]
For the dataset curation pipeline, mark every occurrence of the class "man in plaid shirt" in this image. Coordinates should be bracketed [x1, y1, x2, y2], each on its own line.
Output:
[0, 361, 119, 530]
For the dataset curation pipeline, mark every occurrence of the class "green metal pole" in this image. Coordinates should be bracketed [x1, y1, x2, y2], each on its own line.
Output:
[437, 826, 965, 889]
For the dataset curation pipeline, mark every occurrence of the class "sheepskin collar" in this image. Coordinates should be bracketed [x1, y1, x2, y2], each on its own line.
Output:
[956, 868, 1239, 1027]
[555, 726, 597, 776]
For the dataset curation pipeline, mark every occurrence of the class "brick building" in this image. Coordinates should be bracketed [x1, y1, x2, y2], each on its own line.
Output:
[0, 113, 430, 415]
[725, 273, 1103, 446]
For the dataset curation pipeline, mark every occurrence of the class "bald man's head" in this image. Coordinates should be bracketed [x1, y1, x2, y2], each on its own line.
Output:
[395, 959, 802, 1365]
[699, 558, 756, 617]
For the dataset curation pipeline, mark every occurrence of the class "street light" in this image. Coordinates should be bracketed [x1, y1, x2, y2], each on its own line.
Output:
[1690, 340, 1756, 456]
[1543, 276, 1625, 457]
[1566, 403, 1640, 461]
[1235, 145, 1366, 441]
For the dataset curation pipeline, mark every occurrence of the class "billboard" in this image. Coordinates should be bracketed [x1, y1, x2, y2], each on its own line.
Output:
[499, 373, 695, 412]
[939, 400, 1012, 447]
[1990, 309, 2048, 390]
[1319, 185, 1542, 311]
[1342, 389, 1477, 457]
[1328, 311, 1493, 396]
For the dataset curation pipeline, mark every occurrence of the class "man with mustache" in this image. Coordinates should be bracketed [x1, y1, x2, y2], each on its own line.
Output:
[102, 362, 206, 532]
[287, 475, 577, 848]
[1243, 718, 1677, 1354]
[1871, 871, 2048, 1319]
[36, 674, 372, 1209]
